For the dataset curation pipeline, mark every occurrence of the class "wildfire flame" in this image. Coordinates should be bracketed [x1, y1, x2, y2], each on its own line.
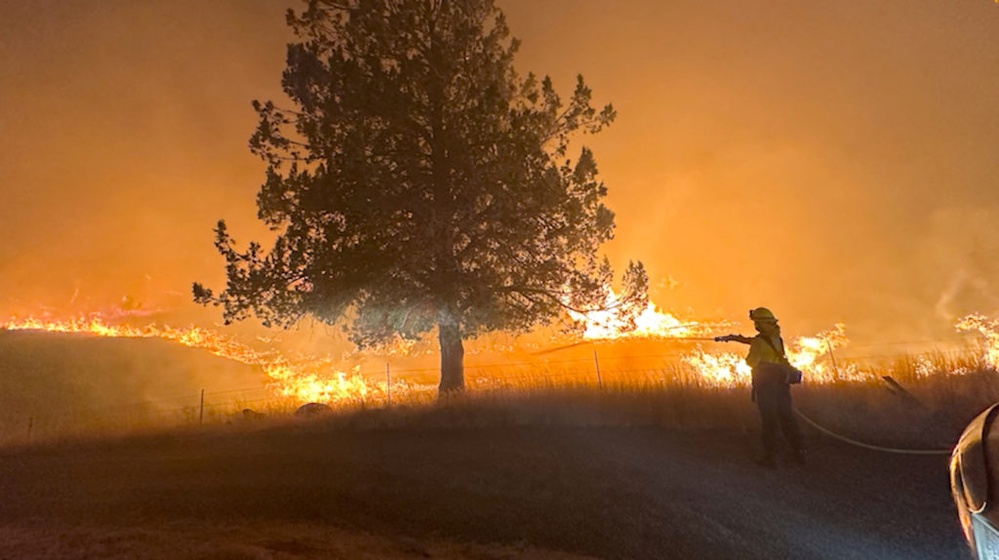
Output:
[567, 287, 853, 384]
[785, 323, 853, 382]
[681, 351, 751, 386]
[1, 316, 371, 404]
[678, 324, 853, 385]
[265, 363, 371, 404]
[8, 303, 989, 408]
[956, 314, 999, 369]
[567, 289, 715, 340]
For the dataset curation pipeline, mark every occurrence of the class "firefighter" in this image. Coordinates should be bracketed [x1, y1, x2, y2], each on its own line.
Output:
[716, 307, 805, 468]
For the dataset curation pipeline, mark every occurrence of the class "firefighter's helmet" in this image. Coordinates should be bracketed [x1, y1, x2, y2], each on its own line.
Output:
[749, 307, 777, 323]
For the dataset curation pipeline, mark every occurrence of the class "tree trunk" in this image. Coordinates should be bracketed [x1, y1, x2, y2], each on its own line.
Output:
[428, 13, 462, 396]
[438, 321, 465, 394]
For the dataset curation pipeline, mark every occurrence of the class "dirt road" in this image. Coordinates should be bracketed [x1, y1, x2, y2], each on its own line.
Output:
[0, 424, 967, 559]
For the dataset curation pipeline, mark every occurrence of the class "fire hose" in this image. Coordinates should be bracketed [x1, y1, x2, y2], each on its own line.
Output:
[793, 408, 952, 456]
[709, 334, 953, 454]
[531, 336, 724, 356]
[533, 337, 954, 455]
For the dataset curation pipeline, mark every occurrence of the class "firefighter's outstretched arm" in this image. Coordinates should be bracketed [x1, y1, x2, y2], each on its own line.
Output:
[714, 334, 754, 344]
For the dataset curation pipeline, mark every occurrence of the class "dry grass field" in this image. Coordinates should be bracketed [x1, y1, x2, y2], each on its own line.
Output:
[0, 330, 989, 558]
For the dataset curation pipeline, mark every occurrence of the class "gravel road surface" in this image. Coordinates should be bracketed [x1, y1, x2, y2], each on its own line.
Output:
[0, 425, 968, 559]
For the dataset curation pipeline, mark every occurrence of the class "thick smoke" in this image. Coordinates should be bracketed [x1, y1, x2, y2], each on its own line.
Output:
[1, 0, 998, 352]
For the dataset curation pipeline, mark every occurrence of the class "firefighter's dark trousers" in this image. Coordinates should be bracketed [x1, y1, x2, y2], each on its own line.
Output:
[755, 382, 804, 459]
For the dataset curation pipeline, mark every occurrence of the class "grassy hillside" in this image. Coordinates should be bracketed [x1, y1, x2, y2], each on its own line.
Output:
[0, 330, 267, 443]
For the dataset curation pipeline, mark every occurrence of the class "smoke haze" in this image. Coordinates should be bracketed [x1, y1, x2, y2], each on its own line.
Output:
[2, 0, 999, 346]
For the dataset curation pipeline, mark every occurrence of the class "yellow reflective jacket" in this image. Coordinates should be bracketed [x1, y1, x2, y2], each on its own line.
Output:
[746, 333, 788, 401]
[745, 334, 785, 369]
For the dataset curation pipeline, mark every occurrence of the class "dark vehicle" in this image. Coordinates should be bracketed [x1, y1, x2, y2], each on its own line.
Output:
[951, 403, 999, 558]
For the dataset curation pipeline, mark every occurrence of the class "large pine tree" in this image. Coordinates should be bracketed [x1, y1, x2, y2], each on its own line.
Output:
[194, 0, 646, 394]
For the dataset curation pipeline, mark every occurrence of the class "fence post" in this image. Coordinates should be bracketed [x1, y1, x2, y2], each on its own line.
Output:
[386, 362, 391, 408]
[826, 341, 842, 379]
[199, 389, 205, 425]
[593, 349, 603, 388]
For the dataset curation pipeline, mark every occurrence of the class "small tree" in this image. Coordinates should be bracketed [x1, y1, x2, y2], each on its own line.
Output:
[194, 0, 647, 394]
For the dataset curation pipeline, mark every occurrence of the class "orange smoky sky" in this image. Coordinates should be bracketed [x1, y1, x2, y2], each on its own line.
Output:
[2, 0, 998, 344]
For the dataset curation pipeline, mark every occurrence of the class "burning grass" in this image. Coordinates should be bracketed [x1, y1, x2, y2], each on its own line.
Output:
[3, 307, 999, 451]
[327, 362, 992, 452]
[8, 355, 993, 457]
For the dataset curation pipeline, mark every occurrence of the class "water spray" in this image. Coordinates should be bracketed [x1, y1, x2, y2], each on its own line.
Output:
[532, 335, 726, 356]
